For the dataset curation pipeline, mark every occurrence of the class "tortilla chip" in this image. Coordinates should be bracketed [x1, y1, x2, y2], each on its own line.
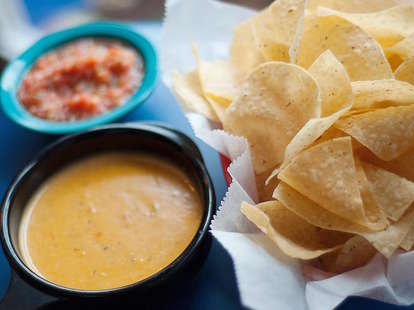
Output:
[395, 57, 414, 86]
[357, 145, 414, 183]
[256, 169, 280, 202]
[241, 201, 349, 259]
[388, 53, 405, 71]
[307, 0, 403, 13]
[230, 20, 265, 82]
[318, 5, 414, 48]
[255, 0, 306, 61]
[362, 161, 414, 221]
[274, 182, 412, 258]
[343, 109, 378, 119]
[352, 80, 414, 109]
[335, 105, 414, 161]
[206, 98, 228, 123]
[274, 144, 388, 230]
[274, 106, 351, 178]
[295, 15, 392, 80]
[266, 106, 351, 186]
[288, 6, 305, 64]
[191, 47, 234, 122]
[315, 126, 348, 143]
[223, 61, 320, 173]
[273, 182, 372, 234]
[354, 158, 389, 230]
[384, 149, 414, 183]
[400, 225, 414, 251]
[230, 0, 305, 81]
[386, 33, 414, 69]
[325, 135, 366, 157]
[196, 59, 238, 104]
[308, 50, 353, 116]
[362, 207, 414, 258]
[278, 137, 367, 225]
[171, 70, 218, 121]
[317, 236, 377, 273]
[316, 128, 365, 153]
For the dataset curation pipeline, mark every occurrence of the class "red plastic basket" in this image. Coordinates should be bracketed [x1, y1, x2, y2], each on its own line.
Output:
[220, 154, 232, 186]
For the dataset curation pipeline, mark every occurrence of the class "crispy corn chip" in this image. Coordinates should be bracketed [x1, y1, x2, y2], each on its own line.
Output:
[283, 107, 351, 166]
[230, 0, 305, 81]
[241, 201, 349, 259]
[274, 182, 413, 258]
[335, 105, 414, 161]
[318, 5, 414, 48]
[308, 50, 353, 116]
[171, 70, 218, 121]
[395, 57, 414, 86]
[278, 137, 367, 225]
[192, 47, 234, 122]
[352, 80, 414, 109]
[193, 47, 238, 105]
[273, 156, 388, 230]
[266, 106, 351, 185]
[357, 146, 414, 183]
[307, 0, 403, 13]
[317, 236, 377, 273]
[224, 61, 320, 173]
[386, 34, 414, 69]
[230, 19, 265, 82]
[274, 182, 374, 234]
[198, 60, 237, 104]
[257, 169, 280, 202]
[362, 208, 414, 258]
[400, 225, 414, 251]
[354, 158, 389, 230]
[314, 126, 348, 143]
[295, 15, 392, 80]
[255, 0, 306, 61]
[362, 161, 414, 221]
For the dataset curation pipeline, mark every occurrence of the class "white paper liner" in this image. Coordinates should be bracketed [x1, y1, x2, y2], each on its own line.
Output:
[162, 1, 414, 309]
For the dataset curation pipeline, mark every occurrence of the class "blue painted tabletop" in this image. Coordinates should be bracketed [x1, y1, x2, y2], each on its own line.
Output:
[0, 5, 412, 310]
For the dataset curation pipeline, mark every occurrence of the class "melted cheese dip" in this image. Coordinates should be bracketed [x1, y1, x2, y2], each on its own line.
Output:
[19, 153, 203, 290]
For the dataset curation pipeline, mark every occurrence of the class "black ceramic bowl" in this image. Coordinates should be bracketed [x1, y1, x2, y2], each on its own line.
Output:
[0, 123, 215, 299]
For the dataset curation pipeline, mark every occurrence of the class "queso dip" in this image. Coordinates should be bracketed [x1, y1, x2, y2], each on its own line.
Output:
[19, 153, 203, 290]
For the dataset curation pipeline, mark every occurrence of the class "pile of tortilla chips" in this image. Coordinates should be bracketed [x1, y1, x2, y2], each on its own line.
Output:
[172, 0, 414, 273]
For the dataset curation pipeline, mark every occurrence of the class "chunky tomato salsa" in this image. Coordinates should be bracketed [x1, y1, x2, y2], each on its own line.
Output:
[18, 38, 144, 121]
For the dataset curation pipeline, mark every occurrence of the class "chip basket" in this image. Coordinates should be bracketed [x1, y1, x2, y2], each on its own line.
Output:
[219, 154, 232, 186]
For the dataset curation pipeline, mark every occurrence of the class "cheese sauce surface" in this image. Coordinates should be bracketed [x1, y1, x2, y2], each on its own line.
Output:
[19, 153, 203, 290]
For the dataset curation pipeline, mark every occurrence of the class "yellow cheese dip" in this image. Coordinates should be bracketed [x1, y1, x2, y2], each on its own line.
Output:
[19, 153, 203, 290]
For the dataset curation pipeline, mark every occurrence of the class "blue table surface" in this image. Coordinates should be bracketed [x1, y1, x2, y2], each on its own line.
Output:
[0, 4, 412, 310]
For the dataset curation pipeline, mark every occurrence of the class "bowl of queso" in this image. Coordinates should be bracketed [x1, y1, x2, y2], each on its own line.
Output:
[0, 123, 215, 297]
[0, 22, 158, 134]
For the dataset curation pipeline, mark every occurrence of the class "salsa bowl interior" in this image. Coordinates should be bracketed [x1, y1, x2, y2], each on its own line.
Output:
[1, 123, 214, 298]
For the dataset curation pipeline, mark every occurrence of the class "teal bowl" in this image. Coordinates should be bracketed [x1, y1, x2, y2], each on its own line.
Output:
[0, 22, 158, 134]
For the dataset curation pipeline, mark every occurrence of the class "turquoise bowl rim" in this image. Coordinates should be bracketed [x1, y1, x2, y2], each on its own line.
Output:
[0, 21, 158, 134]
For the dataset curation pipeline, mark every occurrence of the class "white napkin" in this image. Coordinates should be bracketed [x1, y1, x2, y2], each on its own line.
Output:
[161, 1, 414, 309]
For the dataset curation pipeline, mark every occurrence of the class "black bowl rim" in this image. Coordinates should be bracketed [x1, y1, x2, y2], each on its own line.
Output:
[0, 123, 215, 297]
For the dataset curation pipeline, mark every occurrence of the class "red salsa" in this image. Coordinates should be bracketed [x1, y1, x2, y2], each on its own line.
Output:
[18, 38, 144, 121]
